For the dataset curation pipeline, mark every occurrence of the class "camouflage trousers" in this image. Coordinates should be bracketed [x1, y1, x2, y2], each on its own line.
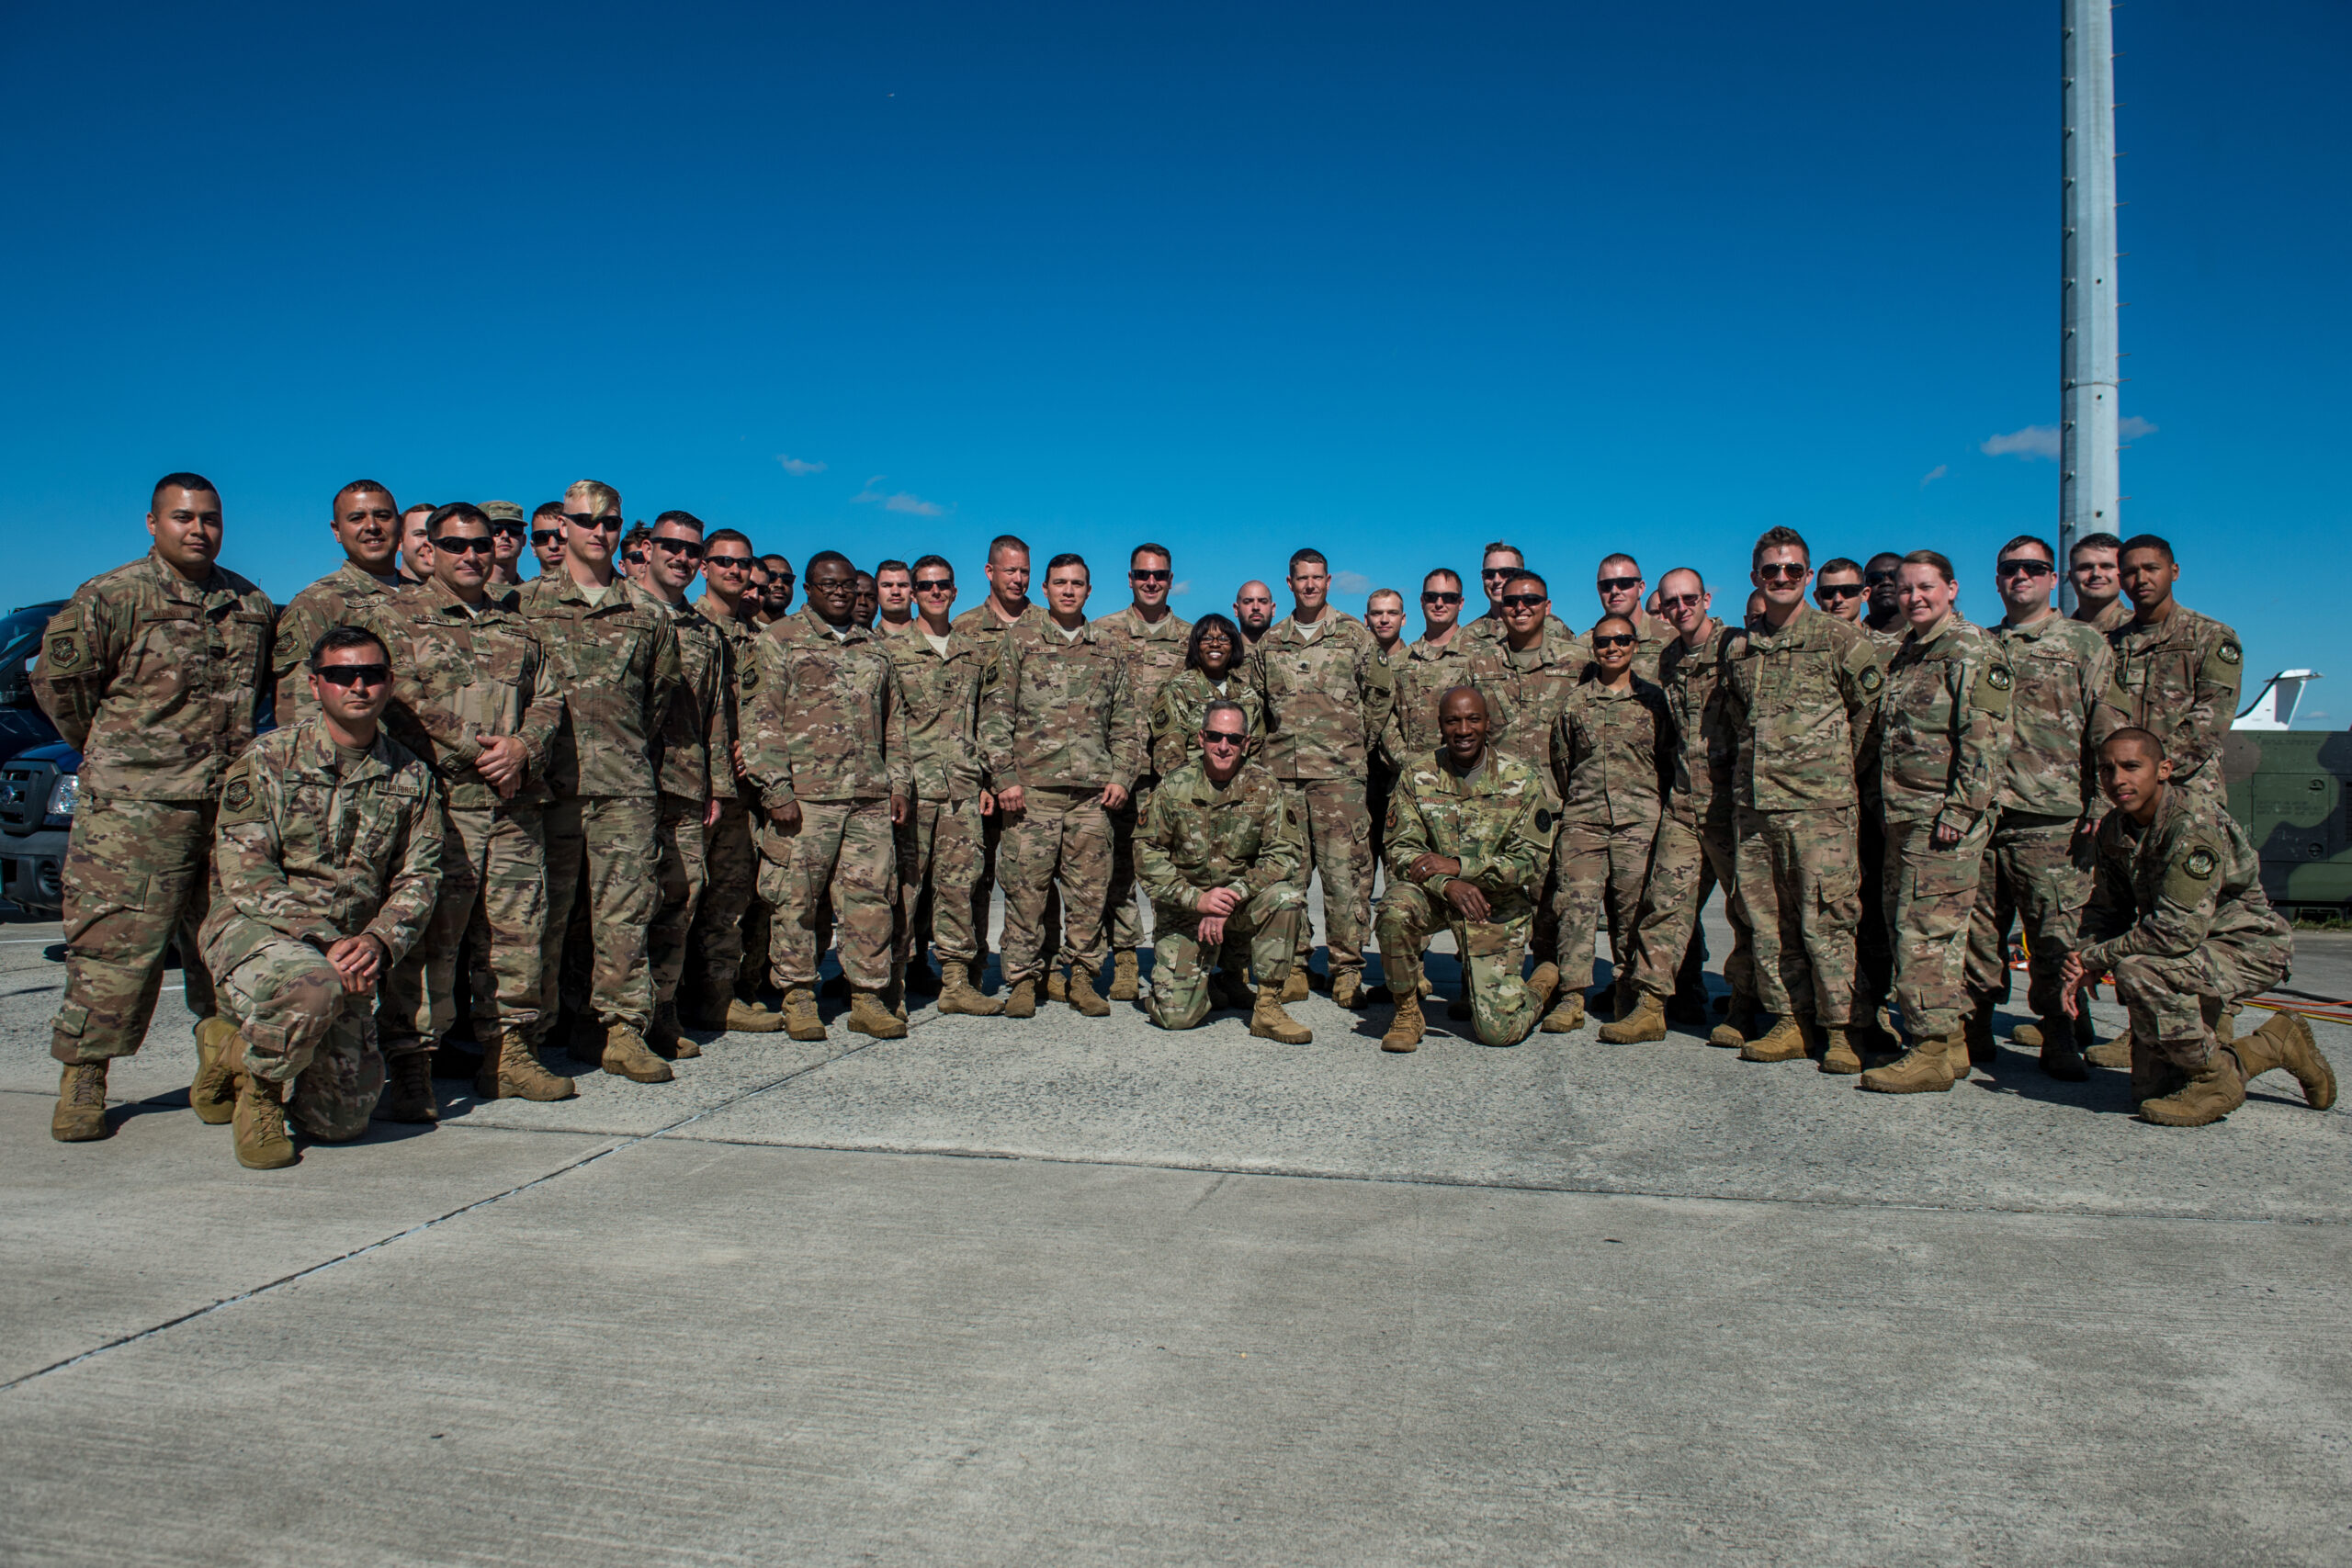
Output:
[977, 805, 1057, 971]
[757, 797, 895, 990]
[383, 800, 546, 1043]
[1962, 811, 2093, 1020]
[51, 793, 218, 1064]
[1733, 805, 1862, 1029]
[1144, 886, 1305, 1030]
[690, 796, 757, 1000]
[1103, 777, 1158, 953]
[540, 795, 660, 1034]
[1855, 806, 1894, 1028]
[1283, 777, 1373, 977]
[1550, 814, 1657, 994]
[649, 792, 708, 1008]
[1883, 813, 1996, 1039]
[2111, 943, 2287, 1073]
[998, 787, 1114, 983]
[1626, 796, 1752, 1005]
[896, 795, 986, 966]
[217, 939, 382, 1142]
[1377, 886, 1544, 1048]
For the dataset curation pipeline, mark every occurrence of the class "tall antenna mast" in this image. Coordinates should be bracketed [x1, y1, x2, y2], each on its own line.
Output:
[2060, 0, 2120, 610]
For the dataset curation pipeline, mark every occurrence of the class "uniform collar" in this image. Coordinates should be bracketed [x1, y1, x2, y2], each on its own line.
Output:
[1408, 633, 1467, 661]
[293, 717, 398, 784]
[1107, 604, 1184, 639]
[789, 606, 876, 645]
[142, 547, 233, 602]
[1175, 759, 1259, 804]
[1270, 611, 1355, 645]
[420, 572, 505, 618]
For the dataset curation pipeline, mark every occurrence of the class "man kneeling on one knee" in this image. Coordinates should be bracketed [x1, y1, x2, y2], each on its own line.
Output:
[1136, 701, 1314, 1043]
[192, 626, 445, 1169]
[2060, 728, 2335, 1127]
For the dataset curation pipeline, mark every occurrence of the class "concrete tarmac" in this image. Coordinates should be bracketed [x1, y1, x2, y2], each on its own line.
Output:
[5, 902, 2349, 1565]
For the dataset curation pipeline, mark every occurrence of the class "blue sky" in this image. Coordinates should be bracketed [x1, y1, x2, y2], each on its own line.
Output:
[4, 2, 2345, 718]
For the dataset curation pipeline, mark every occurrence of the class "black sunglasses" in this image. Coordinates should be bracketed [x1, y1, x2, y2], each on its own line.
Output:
[1758, 563, 1807, 581]
[1816, 583, 1865, 600]
[915, 578, 955, 592]
[1591, 632, 1637, 649]
[1500, 593, 1546, 609]
[650, 536, 704, 559]
[1996, 558, 2055, 578]
[1596, 576, 1640, 593]
[489, 522, 525, 537]
[432, 534, 495, 556]
[1201, 728, 1248, 747]
[531, 530, 561, 547]
[1863, 569, 1899, 585]
[1421, 591, 1463, 604]
[1131, 569, 1171, 582]
[564, 513, 622, 531]
[1658, 592, 1704, 609]
[705, 553, 754, 570]
[314, 663, 390, 687]
[1481, 566, 1519, 579]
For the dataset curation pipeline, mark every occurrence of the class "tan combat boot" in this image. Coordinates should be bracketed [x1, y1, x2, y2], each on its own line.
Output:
[2085, 1026, 2133, 1070]
[474, 1029, 576, 1101]
[1250, 984, 1313, 1044]
[1739, 1015, 1814, 1063]
[936, 961, 1005, 1017]
[1003, 977, 1039, 1018]
[2009, 1019, 2046, 1049]
[2228, 1010, 2337, 1110]
[1526, 963, 1562, 1016]
[1708, 1003, 1758, 1050]
[377, 1045, 440, 1122]
[1281, 967, 1311, 1004]
[1819, 1029, 1862, 1075]
[695, 984, 786, 1032]
[780, 986, 829, 1042]
[2037, 1014, 2088, 1081]
[1109, 949, 1141, 1001]
[601, 1024, 674, 1084]
[190, 1016, 243, 1125]
[1859, 1029, 1962, 1093]
[2139, 1061, 2246, 1126]
[848, 988, 909, 1039]
[1540, 989, 1585, 1034]
[51, 1062, 110, 1143]
[1382, 992, 1426, 1053]
[650, 998, 699, 1060]
[1331, 968, 1366, 1010]
[1600, 990, 1668, 1044]
[232, 1073, 297, 1169]
[1046, 966, 1069, 1003]
[1068, 963, 1113, 1017]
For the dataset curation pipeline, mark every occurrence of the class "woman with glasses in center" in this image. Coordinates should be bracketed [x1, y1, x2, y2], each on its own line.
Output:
[1148, 615, 1266, 779]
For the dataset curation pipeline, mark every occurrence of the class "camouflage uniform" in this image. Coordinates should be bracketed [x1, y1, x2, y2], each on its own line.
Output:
[1875, 615, 2012, 1040]
[980, 615, 1139, 985]
[1462, 610, 1574, 650]
[1547, 677, 1671, 993]
[1093, 604, 1193, 957]
[34, 549, 273, 1064]
[1468, 621, 1592, 963]
[1248, 612, 1385, 983]
[2083, 600, 2134, 636]
[369, 574, 561, 1045]
[2098, 604, 2243, 812]
[1964, 610, 2113, 1021]
[742, 609, 909, 990]
[271, 560, 403, 726]
[885, 617, 990, 969]
[1377, 750, 1559, 1046]
[1150, 670, 1266, 776]
[2078, 785, 2292, 1076]
[633, 583, 729, 1019]
[199, 721, 442, 1139]
[951, 601, 1043, 963]
[1136, 757, 1306, 1028]
[689, 600, 763, 1003]
[1623, 627, 1753, 1007]
[517, 573, 683, 1035]
[1724, 604, 1883, 1030]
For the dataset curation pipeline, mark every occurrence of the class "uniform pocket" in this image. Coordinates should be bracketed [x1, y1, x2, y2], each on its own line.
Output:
[52, 1001, 89, 1038]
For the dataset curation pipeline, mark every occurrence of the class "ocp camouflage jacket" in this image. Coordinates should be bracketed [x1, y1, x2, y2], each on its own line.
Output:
[980, 615, 1141, 795]
[1246, 612, 1383, 781]
[885, 618, 989, 802]
[1550, 676, 1672, 829]
[631, 583, 728, 803]
[516, 573, 684, 800]
[2097, 603, 2242, 797]
[273, 560, 404, 726]
[1383, 750, 1558, 921]
[1724, 604, 1883, 814]
[742, 609, 910, 807]
[1465, 622, 1593, 775]
[369, 574, 562, 812]
[1875, 613, 2013, 831]
[1991, 609, 2112, 821]
[1136, 757, 1303, 911]
[1148, 669, 1265, 779]
[2077, 784, 2290, 972]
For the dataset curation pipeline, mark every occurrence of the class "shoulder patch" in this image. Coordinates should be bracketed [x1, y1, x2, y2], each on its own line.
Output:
[222, 777, 254, 812]
[737, 660, 759, 693]
[2217, 639, 2241, 666]
[1986, 665, 2012, 691]
[46, 634, 82, 671]
[2182, 846, 2217, 880]
[1533, 807, 1554, 834]
[1857, 664, 1883, 694]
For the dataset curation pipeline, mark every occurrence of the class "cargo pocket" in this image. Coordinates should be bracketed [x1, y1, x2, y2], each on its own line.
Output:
[52, 1000, 90, 1041]
[62, 873, 151, 950]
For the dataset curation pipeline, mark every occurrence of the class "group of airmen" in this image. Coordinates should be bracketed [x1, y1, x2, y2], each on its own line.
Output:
[34, 472, 2335, 1169]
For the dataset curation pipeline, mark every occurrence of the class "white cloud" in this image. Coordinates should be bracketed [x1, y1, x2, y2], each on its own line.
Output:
[775, 455, 826, 476]
[851, 476, 946, 517]
[2120, 415, 2158, 440]
[1170, 580, 1192, 597]
[1982, 425, 2062, 460]
[1331, 570, 1374, 594]
[1919, 464, 1949, 487]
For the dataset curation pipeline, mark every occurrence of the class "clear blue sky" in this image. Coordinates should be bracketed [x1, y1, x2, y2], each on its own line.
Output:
[4, 2, 2344, 718]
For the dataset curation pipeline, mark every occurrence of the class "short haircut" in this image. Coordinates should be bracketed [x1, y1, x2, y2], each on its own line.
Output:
[762, 554, 794, 575]
[2120, 532, 2175, 565]
[1480, 541, 1523, 565]
[1131, 542, 1172, 567]
[911, 554, 954, 580]
[1187, 614, 1241, 671]
[705, 527, 752, 553]
[853, 570, 876, 586]
[565, 479, 620, 514]
[1045, 552, 1089, 579]
[1202, 698, 1251, 735]
[152, 471, 220, 505]
[1660, 566, 1706, 592]
[1816, 557, 1863, 579]
[1438, 683, 1488, 715]
[427, 502, 491, 540]
[1863, 549, 1903, 571]
[1901, 547, 1955, 583]
[2000, 534, 2055, 563]
[1366, 588, 1405, 608]
[532, 501, 567, 522]
[1423, 568, 1463, 590]
[335, 479, 393, 507]
[874, 559, 911, 579]
[402, 502, 436, 522]
[619, 524, 651, 553]
[311, 624, 389, 668]
[2071, 530, 2123, 558]
[1753, 526, 1811, 568]
[652, 509, 706, 533]
[1592, 613, 1636, 637]
[2101, 726, 2165, 761]
[1597, 552, 1640, 576]
[987, 534, 1030, 564]
[1289, 548, 1328, 573]
[1503, 570, 1548, 597]
[805, 549, 853, 574]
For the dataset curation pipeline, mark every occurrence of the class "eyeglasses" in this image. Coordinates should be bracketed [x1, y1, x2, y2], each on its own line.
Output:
[1658, 592, 1704, 609]
[915, 578, 955, 593]
[1996, 558, 2055, 578]
[564, 513, 622, 531]
[650, 536, 704, 560]
[1421, 591, 1463, 604]
[1130, 569, 1171, 583]
[1596, 576, 1640, 593]
[1591, 632, 1637, 649]
[432, 534, 495, 556]
[314, 663, 390, 687]
[1816, 583, 1865, 600]
[531, 530, 561, 547]
[490, 522, 525, 538]
[1201, 729, 1248, 748]
[705, 553, 753, 572]
[1757, 563, 1807, 581]
[1500, 593, 1546, 609]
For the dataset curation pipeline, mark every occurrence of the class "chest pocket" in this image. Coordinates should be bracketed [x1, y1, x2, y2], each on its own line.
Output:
[129, 604, 203, 682]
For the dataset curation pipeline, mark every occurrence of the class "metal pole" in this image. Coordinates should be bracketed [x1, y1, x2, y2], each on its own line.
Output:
[2060, 0, 2120, 612]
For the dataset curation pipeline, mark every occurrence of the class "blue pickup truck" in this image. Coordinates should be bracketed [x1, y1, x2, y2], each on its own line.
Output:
[0, 602, 74, 915]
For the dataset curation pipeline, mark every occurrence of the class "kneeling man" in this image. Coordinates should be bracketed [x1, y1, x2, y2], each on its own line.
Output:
[2063, 728, 2335, 1125]
[1377, 687, 1561, 1052]
[1136, 700, 1312, 1043]
[193, 626, 444, 1168]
